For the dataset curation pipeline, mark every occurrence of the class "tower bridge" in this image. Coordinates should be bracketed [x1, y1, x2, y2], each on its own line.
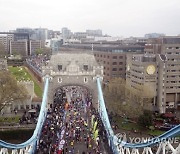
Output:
[0, 51, 180, 154]
[42, 52, 103, 109]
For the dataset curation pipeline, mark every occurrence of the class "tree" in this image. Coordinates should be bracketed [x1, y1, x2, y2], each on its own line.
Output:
[103, 78, 143, 119]
[0, 71, 28, 111]
[42, 47, 52, 55]
[138, 110, 153, 128]
[103, 78, 154, 119]
[35, 48, 43, 55]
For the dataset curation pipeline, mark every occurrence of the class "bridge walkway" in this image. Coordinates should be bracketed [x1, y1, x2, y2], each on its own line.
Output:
[37, 86, 109, 154]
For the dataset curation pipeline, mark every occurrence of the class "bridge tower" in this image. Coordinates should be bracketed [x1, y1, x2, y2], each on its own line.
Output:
[42, 51, 103, 108]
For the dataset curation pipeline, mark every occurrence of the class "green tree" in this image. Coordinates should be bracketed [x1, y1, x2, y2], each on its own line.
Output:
[138, 110, 153, 128]
[0, 71, 28, 111]
[35, 48, 43, 55]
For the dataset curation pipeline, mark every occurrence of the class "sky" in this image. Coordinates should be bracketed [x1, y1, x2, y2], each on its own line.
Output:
[0, 0, 180, 37]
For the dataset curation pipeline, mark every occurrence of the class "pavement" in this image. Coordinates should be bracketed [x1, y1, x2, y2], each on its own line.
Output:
[0, 124, 35, 130]
[62, 87, 108, 154]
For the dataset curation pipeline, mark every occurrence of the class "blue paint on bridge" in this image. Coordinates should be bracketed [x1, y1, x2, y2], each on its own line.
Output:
[0, 77, 180, 154]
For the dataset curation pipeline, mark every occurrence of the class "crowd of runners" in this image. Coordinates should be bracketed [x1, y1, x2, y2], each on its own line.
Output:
[37, 86, 110, 154]
[26, 54, 50, 73]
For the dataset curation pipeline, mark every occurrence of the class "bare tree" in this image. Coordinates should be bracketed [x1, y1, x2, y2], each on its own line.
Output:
[0, 71, 28, 111]
[42, 47, 52, 55]
[104, 78, 154, 119]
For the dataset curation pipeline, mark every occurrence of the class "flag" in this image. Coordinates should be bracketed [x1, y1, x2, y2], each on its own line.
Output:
[91, 115, 95, 128]
[94, 129, 99, 141]
[93, 121, 98, 133]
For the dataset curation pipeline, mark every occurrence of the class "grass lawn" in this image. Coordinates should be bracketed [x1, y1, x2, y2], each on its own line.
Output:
[0, 116, 20, 123]
[147, 130, 165, 136]
[113, 116, 166, 136]
[8, 66, 42, 97]
[113, 116, 140, 131]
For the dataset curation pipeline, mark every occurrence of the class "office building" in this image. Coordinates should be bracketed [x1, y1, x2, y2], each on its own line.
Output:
[94, 51, 126, 81]
[86, 29, 102, 36]
[33, 28, 48, 41]
[10, 40, 28, 56]
[61, 27, 72, 39]
[126, 54, 157, 110]
[74, 32, 87, 40]
[126, 37, 180, 113]
[0, 35, 14, 54]
[30, 40, 42, 55]
[10, 40, 43, 56]
[144, 33, 165, 39]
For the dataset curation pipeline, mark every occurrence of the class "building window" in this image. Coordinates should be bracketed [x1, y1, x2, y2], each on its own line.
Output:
[113, 56, 117, 59]
[107, 62, 109, 64]
[58, 77, 62, 83]
[83, 65, 88, 71]
[100, 55, 102, 57]
[104, 61, 106, 64]
[119, 56, 123, 59]
[20, 105, 24, 110]
[104, 67, 106, 70]
[112, 62, 117, 65]
[119, 62, 123, 65]
[58, 65, 62, 71]
[107, 56, 109, 58]
[112, 68, 117, 71]
[31, 105, 35, 109]
[119, 68, 123, 71]
[26, 105, 30, 110]
[84, 77, 88, 83]
[104, 55, 106, 58]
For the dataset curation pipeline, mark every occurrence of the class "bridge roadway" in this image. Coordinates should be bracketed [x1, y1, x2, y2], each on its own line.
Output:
[37, 86, 109, 154]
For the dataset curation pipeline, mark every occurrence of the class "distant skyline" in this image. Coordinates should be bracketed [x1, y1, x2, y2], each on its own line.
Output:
[0, 0, 180, 37]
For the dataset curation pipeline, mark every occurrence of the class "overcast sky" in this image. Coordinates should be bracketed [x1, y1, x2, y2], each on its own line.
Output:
[0, 0, 180, 37]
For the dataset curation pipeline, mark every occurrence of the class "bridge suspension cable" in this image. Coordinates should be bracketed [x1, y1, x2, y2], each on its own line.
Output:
[96, 77, 180, 154]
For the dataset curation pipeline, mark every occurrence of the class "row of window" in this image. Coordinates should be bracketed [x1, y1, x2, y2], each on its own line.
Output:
[131, 74, 144, 80]
[166, 52, 180, 54]
[104, 67, 123, 71]
[167, 75, 180, 78]
[112, 68, 123, 71]
[57, 65, 88, 71]
[131, 80, 143, 85]
[167, 70, 180, 72]
[166, 86, 180, 89]
[95, 54, 123, 59]
[166, 47, 180, 50]
[168, 64, 180, 67]
[112, 62, 123, 65]
[166, 81, 180, 83]
[131, 69, 143, 74]
[167, 58, 180, 61]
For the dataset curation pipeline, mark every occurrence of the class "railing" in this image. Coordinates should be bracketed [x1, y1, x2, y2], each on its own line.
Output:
[96, 77, 180, 154]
